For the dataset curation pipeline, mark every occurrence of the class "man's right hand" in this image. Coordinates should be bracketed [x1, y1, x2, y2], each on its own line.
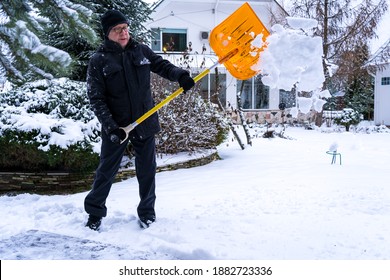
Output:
[179, 73, 195, 92]
[109, 128, 127, 144]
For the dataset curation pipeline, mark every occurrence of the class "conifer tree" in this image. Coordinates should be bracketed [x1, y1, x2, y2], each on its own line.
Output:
[0, 0, 98, 85]
[341, 43, 374, 120]
[46, 0, 153, 81]
[92, 0, 152, 43]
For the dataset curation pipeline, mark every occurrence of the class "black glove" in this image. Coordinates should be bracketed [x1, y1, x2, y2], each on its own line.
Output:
[178, 73, 195, 92]
[109, 128, 127, 145]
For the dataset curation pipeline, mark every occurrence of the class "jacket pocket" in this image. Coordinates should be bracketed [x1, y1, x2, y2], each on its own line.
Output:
[103, 64, 126, 99]
[133, 54, 151, 87]
[103, 64, 123, 78]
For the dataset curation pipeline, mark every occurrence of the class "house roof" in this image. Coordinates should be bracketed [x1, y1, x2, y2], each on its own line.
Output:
[366, 38, 390, 66]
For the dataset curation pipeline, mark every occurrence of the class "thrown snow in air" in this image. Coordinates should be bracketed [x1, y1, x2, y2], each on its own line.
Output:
[249, 17, 326, 115]
[258, 23, 324, 92]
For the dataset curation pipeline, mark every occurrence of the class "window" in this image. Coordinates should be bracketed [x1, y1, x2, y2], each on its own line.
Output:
[151, 28, 161, 52]
[199, 73, 226, 105]
[279, 88, 296, 108]
[381, 77, 390, 85]
[254, 76, 269, 109]
[151, 28, 187, 52]
[237, 75, 269, 110]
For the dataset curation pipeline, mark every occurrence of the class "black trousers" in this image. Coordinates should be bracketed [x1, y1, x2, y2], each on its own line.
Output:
[84, 130, 156, 219]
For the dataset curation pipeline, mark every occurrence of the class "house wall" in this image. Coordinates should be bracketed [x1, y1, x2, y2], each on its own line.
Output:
[146, 0, 289, 122]
[374, 63, 390, 126]
[147, 0, 276, 55]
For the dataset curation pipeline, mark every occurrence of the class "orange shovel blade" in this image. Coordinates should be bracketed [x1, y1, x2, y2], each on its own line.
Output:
[209, 2, 270, 80]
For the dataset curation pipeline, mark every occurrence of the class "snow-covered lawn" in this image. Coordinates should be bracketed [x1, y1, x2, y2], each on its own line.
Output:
[1, 125, 390, 260]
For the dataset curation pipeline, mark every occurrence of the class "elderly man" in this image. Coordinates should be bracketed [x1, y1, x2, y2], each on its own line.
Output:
[84, 10, 194, 230]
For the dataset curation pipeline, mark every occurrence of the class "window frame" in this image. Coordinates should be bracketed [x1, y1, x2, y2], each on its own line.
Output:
[237, 75, 270, 110]
[199, 72, 227, 105]
[151, 28, 188, 53]
[381, 77, 390, 85]
[279, 88, 296, 109]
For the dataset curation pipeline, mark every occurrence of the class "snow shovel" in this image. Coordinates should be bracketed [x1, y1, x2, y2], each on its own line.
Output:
[119, 2, 270, 143]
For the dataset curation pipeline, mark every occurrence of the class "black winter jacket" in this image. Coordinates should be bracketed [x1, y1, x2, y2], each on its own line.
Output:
[87, 38, 188, 139]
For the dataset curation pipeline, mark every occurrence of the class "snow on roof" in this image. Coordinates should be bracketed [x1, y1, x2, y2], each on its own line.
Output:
[367, 38, 390, 66]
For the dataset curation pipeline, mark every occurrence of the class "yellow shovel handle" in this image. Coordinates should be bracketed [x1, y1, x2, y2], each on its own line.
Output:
[119, 68, 211, 143]
[137, 68, 211, 126]
[119, 48, 238, 144]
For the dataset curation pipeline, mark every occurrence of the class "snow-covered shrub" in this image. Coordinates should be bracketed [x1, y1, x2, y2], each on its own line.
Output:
[0, 78, 100, 172]
[333, 108, 362, 131]
[151, 73, 228, 154]
[355, 121, 390, 134]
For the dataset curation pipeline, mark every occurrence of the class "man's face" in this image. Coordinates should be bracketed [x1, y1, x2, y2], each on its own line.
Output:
[108, 23, 130, 48]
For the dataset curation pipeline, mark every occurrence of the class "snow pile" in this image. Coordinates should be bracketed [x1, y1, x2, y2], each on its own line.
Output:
[328, 142, 338, 152]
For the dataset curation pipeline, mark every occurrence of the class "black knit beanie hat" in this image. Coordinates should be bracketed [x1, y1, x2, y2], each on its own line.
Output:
[101, 10, 129, 36]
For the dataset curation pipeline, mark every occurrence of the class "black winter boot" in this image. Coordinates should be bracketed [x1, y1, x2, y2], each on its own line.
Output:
[86, 214, 102, 231]
[138, 215, 156, 229]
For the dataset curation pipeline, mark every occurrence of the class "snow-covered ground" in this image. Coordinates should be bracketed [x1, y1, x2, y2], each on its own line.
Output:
[1, 124, 390, 260]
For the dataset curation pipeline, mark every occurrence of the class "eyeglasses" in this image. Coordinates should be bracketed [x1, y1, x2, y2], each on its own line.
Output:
[111, 26, 129, 34]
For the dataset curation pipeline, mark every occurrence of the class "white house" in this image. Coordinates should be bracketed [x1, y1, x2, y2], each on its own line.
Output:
[373, 62, 390, 126]
[145, 0, 292, 123]
[367, 38, 390, 126]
